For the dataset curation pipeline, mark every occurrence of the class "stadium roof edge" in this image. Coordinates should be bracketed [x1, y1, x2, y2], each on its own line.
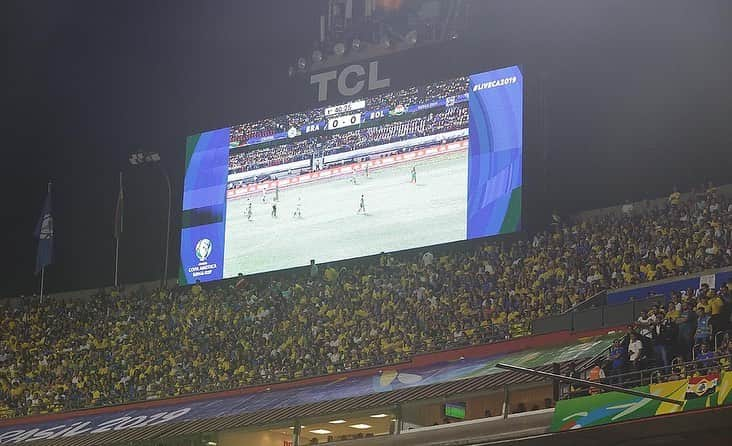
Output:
[26, 364, 566, 446]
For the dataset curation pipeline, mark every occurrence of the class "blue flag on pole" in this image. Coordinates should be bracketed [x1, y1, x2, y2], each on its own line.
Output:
[34, 185, 54, 274]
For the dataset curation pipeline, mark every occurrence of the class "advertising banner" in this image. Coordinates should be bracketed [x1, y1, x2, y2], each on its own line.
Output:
[550, 371, 732, 432]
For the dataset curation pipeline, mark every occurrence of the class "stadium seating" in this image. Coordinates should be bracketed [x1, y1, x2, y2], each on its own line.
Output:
[0, 185, 729, 418]
[563, 285, 731, 400]
[228, 76, 469, 148]
[228, 103, 468, 175]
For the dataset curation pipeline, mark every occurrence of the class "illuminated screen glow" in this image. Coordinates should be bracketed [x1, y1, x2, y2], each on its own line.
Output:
[179, 65, 523, 284]
[445, 402, 466, 419]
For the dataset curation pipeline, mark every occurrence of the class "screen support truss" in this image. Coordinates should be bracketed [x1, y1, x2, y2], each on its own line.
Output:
[495, 363, 684, 406]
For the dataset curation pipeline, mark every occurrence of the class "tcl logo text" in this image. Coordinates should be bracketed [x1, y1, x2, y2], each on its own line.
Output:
[310, 61, 390, 102]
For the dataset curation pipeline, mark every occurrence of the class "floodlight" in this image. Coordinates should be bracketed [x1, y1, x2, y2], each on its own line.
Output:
[405, 30, 418, 45]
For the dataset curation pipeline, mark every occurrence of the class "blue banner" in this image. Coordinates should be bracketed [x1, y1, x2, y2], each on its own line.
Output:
[407, 98, 447, 113]
[365, 107, 390, 120]
[245, 131, 288, 146]
[300, 121, 326, 134]
[451, 93, 468, 104]
[607, 269, 732, 305]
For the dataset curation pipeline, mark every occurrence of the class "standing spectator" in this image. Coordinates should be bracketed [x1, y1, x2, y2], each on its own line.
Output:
[676, 302, 696, 360]
[628, 333, 643, 372]
[608, 339, 626, 384]
[709, 291, 726, 335]
[636, 310, 655, 338]
[694, 307, 712, 347]
[651, 315, 675, 372]
[587, 362, 606, 395]
[666, 302, 680, 322]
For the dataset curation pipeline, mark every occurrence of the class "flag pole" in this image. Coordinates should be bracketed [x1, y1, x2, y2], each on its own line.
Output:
[39, 181, 51, 304]
[114, 232, 120, 288]
[114, 172, 122, 288]
[40, 266, 45, 304]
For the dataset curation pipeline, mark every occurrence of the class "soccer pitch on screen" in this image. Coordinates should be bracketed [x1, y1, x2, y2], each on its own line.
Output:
[179, 66, 523, 284]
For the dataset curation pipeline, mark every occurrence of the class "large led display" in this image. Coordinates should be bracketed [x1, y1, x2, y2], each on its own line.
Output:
[179, 65, 523, 284]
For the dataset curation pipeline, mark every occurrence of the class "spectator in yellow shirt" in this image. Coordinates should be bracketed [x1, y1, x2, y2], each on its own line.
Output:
[668, 187, 681, 206]
[709, 292, 726, 335]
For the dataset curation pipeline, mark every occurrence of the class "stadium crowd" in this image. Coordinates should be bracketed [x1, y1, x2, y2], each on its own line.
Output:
[0, 185, 730, 417]
[365, 77, 467, 111]
[228, 76, 468, 147]
[565, 282, 732, 399]
[228, 104, 468, 174]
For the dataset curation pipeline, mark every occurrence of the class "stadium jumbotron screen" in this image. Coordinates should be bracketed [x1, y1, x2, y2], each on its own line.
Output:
[179, 65, 523, 284]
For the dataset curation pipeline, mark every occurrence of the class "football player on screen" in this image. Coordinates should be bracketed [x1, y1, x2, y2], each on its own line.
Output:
[357, 194, 366, 214]
[293, 197, 303, 219]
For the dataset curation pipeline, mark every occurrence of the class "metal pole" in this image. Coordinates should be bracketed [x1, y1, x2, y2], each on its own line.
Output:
[160, 166, 172, 289]
[114, 237, 120, 288]
[292, 420, 301, 446]
[552, 363, 560, 402]
[115, 172, 122, 288]
[394, 404, 402, 435]
[39, 267, 45, 304]
[495, 363, 683, 405]
[39, 181, 51, 304]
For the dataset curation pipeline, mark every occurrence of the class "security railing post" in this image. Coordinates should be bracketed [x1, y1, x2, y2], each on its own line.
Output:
[602, 305, 606, 327]
[292, 419, 301, 446]
[395, 403, 403, 435]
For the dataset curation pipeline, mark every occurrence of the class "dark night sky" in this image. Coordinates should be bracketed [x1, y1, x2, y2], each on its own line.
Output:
[1, 0, 730, 297]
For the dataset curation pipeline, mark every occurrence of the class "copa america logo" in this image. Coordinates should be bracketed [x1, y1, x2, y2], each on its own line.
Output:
[195, 238, 212, 262]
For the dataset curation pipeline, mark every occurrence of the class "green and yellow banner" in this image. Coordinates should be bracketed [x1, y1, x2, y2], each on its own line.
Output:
[550, 371, 732, 431]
